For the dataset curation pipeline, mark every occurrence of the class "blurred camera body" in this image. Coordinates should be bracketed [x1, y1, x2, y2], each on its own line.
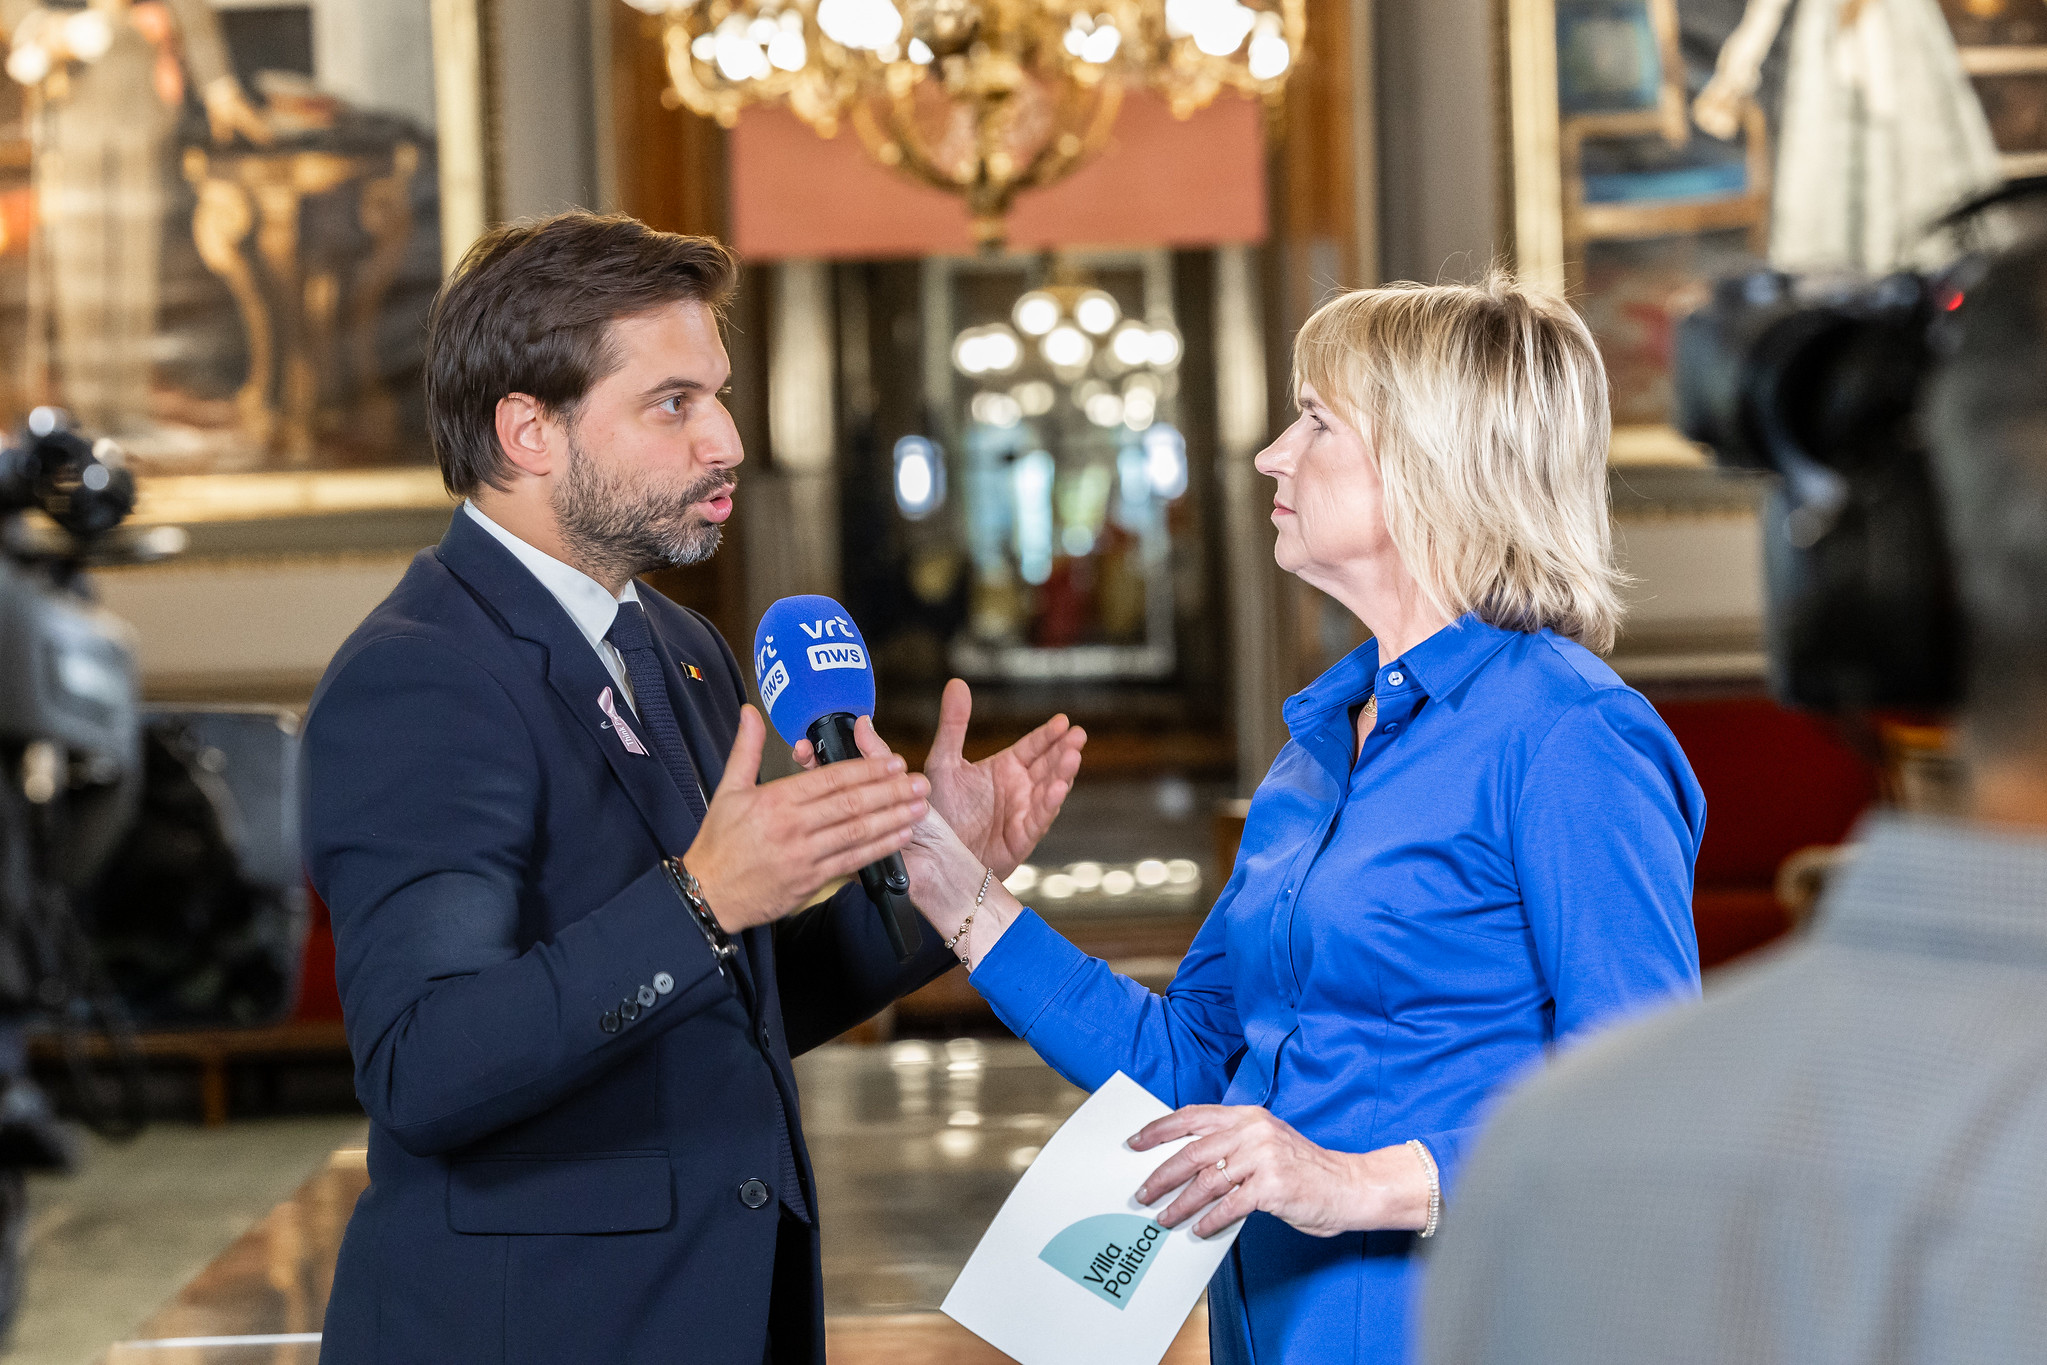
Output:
[0, 412, 145, 899]
[1674, 267, 1969, 713]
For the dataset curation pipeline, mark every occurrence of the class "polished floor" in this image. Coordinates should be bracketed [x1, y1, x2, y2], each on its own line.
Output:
[8, 1116, 369, 1365]
[17, 1043, 1210, 1364]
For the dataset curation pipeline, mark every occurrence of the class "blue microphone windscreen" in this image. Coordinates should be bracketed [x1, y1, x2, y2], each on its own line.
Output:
[752, 595, 877, 747]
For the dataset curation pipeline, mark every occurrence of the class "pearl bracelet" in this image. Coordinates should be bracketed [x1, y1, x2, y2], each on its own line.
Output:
[1406, 1139, 1441, 1238]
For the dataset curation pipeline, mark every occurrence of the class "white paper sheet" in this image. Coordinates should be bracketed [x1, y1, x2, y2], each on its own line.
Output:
[941, 1072, 1242, 1365]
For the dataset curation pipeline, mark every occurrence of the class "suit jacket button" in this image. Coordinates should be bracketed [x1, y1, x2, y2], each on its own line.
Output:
[653, 972, 675, 995]
[599, 1011, 621, 1034]
[638, 984, 658, 1007]
[739, 1179, 770, 1209]
[620, 998, 641, 1022]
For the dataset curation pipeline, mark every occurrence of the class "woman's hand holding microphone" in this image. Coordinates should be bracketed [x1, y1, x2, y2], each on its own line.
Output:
[803, 717, 1025, 967]
[789, 678, 1080, 968]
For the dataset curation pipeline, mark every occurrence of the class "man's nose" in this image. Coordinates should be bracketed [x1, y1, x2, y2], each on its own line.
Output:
[700, 407, 745, 470]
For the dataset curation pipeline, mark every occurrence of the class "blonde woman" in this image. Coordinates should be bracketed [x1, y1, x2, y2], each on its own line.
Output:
[897, 275, 1706, 1365]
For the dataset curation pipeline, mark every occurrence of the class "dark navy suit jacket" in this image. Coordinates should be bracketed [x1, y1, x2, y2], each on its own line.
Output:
[303, 511, 953, 1364]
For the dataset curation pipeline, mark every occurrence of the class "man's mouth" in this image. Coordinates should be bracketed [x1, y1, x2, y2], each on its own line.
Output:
[696, 483, 736, 523]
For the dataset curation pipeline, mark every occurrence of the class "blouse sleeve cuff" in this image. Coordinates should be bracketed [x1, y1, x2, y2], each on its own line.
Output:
[968, 908, 1089, 1039]
[1410, 1126, 1479, 1206]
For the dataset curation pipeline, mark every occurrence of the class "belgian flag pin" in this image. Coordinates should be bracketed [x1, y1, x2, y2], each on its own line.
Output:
[680, 663, 704, 682]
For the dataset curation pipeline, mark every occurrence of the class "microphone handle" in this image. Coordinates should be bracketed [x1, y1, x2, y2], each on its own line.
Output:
[807, 713, 920, 963]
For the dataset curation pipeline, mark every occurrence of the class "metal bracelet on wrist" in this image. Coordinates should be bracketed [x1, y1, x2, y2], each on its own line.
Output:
[665, 856, 735, 968]
[1406, 1138, 1441, 1238]
[944, 868, 995, 966]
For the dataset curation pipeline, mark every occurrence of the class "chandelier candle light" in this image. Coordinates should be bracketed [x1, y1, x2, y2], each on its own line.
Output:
[624, 0, 1303, 244]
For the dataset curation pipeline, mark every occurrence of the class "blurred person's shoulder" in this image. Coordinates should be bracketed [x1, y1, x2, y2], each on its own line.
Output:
[1435, 825, 2047, 1361]
[1469, 939, 1811, 1162]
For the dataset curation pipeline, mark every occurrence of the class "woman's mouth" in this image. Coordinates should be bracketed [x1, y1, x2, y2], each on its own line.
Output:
[1272, 501, 1295, 518]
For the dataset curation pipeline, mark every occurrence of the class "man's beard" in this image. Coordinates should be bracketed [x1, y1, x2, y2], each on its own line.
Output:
[552, 427, 731, 584]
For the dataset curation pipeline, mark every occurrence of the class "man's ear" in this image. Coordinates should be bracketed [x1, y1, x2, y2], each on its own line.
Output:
[494, 394, 558, 479]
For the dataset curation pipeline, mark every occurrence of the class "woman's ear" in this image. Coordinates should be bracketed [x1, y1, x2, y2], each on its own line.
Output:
[494, 394, 557, 479]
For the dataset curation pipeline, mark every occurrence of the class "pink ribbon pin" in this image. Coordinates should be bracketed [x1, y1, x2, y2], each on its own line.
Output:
[598, 687, 649, 756]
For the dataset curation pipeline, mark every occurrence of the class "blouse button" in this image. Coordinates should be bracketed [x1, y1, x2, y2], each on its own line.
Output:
[1388, 671, 1404, 686]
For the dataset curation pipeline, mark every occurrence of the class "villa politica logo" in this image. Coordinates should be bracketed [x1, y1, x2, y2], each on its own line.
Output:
[1040, 1214, 1167, 1309]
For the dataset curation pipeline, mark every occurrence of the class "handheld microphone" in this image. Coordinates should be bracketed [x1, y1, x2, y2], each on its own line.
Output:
[752, 595, 922, 963]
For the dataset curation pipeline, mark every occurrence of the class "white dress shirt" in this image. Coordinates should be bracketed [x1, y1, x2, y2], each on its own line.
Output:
[463, 501, 642, 712]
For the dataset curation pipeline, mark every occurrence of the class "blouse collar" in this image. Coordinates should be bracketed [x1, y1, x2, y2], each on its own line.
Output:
[1282, 613, 1518, 741]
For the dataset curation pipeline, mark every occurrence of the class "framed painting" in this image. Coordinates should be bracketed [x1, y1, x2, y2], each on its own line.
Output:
[1942, 0, 2047, 180]
[0, 0, 491, 523]
[1508, 0, 2021, 450]
[1507, 0, 1772, 453]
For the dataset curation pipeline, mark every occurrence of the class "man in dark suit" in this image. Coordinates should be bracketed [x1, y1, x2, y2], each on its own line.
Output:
[303, 213, 1085, 1364]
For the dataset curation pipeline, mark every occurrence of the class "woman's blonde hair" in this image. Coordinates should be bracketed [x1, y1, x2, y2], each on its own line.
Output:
[1292, 272, 1625, 653]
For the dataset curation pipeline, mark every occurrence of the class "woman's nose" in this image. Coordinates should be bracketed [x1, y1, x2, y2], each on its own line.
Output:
[1253, 433, 1291, 477]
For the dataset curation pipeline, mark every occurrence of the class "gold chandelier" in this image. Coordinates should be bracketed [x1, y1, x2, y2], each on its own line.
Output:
[624, 0, 1304, 245]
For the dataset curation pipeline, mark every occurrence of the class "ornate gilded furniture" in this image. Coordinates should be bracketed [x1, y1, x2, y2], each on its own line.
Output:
[182, 139, 419, 465]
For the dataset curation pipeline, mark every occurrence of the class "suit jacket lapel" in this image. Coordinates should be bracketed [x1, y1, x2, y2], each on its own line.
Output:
[435, 513, 705, 858]
[647, 624, 724, 802]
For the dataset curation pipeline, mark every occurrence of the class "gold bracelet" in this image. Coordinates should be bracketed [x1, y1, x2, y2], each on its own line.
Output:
[945, 868, 994, 965]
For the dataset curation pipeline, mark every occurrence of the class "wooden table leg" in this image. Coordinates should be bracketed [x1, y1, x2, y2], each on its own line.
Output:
[200, 1053, 229, 1128]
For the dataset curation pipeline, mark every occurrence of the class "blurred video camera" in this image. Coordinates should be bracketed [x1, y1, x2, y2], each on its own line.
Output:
[1672, 179, 2045, 714]
[0, 410, 146, 895]
[0, 408, 170, 1149]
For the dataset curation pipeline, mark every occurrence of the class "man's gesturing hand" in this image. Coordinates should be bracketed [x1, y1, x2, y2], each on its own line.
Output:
[683, 707, 928, 934]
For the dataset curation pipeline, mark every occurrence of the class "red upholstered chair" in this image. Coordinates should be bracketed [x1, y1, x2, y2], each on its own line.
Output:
[1650, 695, 1882, 968]
[291, 884, 346, 1023]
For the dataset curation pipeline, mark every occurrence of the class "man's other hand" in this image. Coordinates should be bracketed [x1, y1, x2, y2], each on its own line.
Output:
[684, 707, 927, 933]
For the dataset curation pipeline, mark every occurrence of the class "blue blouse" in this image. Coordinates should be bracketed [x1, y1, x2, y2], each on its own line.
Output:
[972, 616, 1705, 1365]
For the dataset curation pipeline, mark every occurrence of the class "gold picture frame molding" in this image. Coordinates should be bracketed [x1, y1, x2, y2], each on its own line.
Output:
[130, 467, 454, 525]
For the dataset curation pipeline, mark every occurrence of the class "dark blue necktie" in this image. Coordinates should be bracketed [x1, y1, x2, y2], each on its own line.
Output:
[604, 601, 707, 822]
[604, 600, 811, 1224]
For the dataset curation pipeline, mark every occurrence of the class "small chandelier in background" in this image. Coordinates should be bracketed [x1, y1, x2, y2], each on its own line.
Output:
[955, 281, 1183, 432]
[621, 0, 1304, 246]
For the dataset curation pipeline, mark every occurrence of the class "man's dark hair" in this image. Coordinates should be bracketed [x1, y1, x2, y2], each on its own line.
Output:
[1927, 236, 2047, 759]
[425, 212, 738, 497]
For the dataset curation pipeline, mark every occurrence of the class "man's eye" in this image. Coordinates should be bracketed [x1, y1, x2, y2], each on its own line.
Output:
[660, 396, 686, 415]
